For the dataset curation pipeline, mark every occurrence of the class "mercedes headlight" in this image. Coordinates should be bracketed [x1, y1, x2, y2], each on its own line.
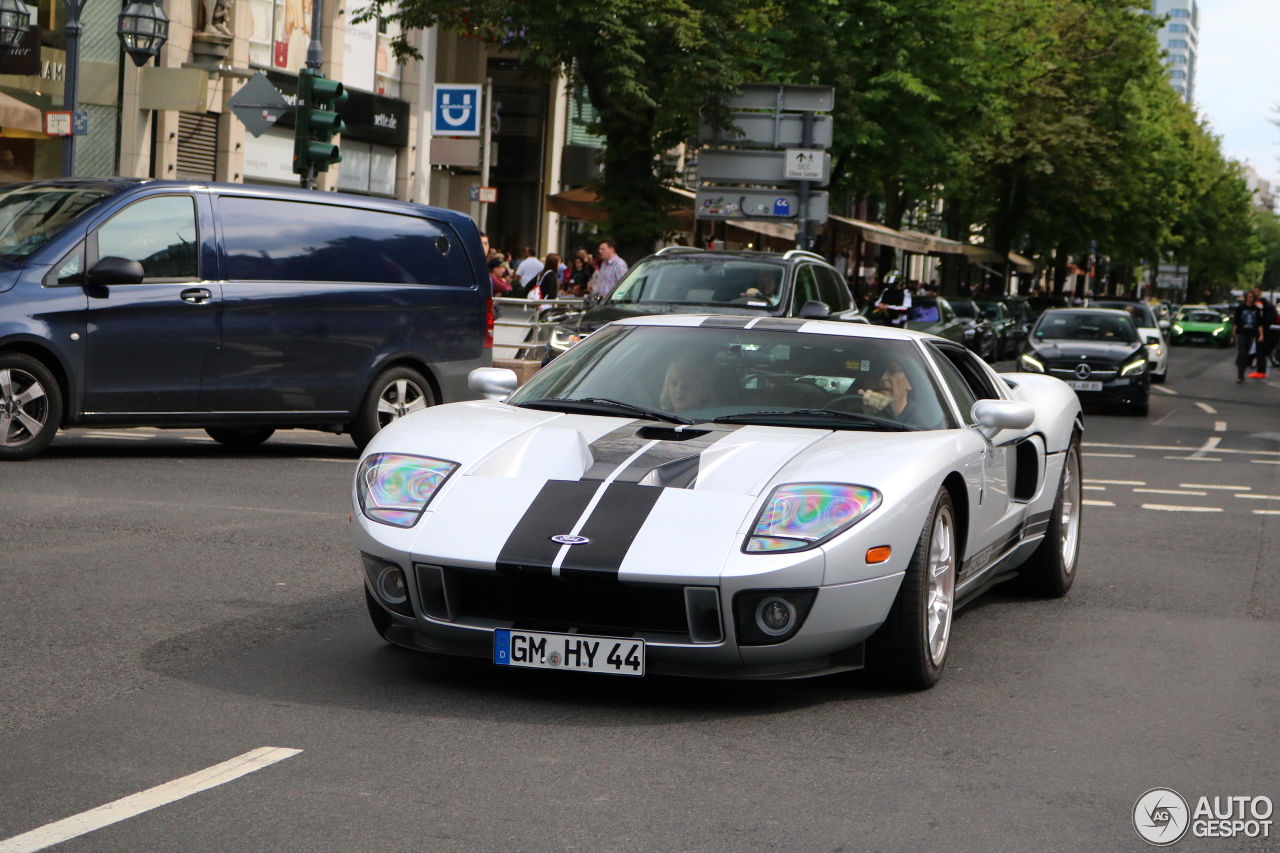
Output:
[1019, 353, 1045, 373]
[745, 484, 881, 553]
[1172, 324, 1184, 335]
[1120, 358, 1147, 377]
[356, 453, 458, 528]
[1212, 326, 1225, 336]
[549, 326, 584, 351]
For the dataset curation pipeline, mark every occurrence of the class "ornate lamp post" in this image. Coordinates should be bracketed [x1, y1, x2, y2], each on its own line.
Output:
[118, 0, 169, 66]
[0, 0, 29, 52]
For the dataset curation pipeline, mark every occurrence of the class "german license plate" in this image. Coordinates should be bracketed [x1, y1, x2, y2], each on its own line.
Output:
[1190, 336, 1206, 343]
[1067, 380, 1103, 392]
[493, 629, 645, 676]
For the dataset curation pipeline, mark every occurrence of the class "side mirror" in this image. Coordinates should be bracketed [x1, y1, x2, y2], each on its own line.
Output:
[87, 256, 145, 286]
[1158, 320, 1170, 331]
[582, 293, 599, 309]
[971, 399, 1035, 431]
[1146, 335, 1161, 346]
[468, 367, 519, 400]
[797, 300, 830, 320]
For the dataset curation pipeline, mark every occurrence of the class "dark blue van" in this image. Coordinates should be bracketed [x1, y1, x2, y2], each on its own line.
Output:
[0, 179, 492, 460]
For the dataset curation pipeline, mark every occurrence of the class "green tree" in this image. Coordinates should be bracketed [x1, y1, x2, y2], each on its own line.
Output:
[1256, 209, 1280, 290]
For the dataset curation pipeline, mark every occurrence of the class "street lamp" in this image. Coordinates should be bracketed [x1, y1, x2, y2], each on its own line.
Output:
[0, 0, 28, 52]
[117, 0, 169, 66]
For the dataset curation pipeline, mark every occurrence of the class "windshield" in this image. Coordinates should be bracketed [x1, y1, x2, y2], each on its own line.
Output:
[0, 186, 115, 263]
[1034, 312, 1139, 343]
[977, 302, 1002, 320]
[607, 258, 787, 309]
[508, 325, 958, 430]
[1092, 301, 1157, 328]
[1185, 311, 1224, 324]
[951, 301, 978, 319]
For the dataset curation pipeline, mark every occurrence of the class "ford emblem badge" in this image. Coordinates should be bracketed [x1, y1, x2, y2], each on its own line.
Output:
[550, 534, 590, 545]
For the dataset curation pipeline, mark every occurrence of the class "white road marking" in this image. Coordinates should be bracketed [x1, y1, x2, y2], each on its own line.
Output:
[1194, 402, 1218, 414]
[1084, 452, 1135, 458]
[1191, 436, 1221, 458]
[1083, 485, 1107, 491]
[1254, 460, 1280, 465]
[1214, 421, 1227, 432]
[1163, 456, 1221, 462]
[1235, 494, 1280, 501]
[1082, 500, 1115, 507]
[1141, 504, 1224, 513]
[1085, 479, 1145, 485]
[1133, 488, 1207, 496]
[1084, 441, 1280, 458]
[1253, 510, 1280, 516]
[0, 747, 301, 853]
[1181, 484, 1249, 491]
[1151, 385, 1179, 395]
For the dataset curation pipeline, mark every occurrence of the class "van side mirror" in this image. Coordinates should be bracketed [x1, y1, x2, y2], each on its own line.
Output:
[798, 300, 830, 320]
[87, 256, 145, 286]
[972, 399, 1035, 431]
[468, 367, 519, 400]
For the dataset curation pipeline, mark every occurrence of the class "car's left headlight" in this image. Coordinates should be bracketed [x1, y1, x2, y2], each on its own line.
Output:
[1212, 326, 1225, 336]
[356, 453, 458, 528]
[1120, 357, 1148, 377]
[1172, 324, 1184, 335]
[745, 484, 881, 553]
[549, 325, 584, 351]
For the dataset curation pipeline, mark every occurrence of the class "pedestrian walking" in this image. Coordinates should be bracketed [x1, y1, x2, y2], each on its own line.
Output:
[527, 253, 561, 301]
[589, 238, 628, 300]
[513, 246, 544, 290]
[1249, 287, 1278, 380]
[1230, 291, 1264, 383]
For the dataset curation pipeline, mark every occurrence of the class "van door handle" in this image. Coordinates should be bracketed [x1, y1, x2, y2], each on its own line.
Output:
[180, 287, 212, 304]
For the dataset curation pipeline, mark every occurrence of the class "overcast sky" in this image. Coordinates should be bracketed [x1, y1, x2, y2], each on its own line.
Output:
[1194, 0, 1280, 179]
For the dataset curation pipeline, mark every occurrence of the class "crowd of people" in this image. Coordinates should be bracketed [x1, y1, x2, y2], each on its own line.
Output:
[478, 234, 629, 303]
[1231, 287, 1278, 383]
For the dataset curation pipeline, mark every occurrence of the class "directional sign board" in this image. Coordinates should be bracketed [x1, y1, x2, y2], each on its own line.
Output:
[724, 84, 835, 113]
[697, 188, 828, 222]
[699, 113, 833, 149]
[696, 149, 830, 187]
[433, 84, 483, 136]
[227, 73, 291, 138]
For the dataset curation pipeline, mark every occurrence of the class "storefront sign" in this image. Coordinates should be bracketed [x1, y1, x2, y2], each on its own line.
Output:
[0, 26, 38, 76]
[432, 84, 482, 137]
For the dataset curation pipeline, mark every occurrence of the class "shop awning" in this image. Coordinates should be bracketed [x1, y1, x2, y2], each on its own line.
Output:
[960, 244, 1035, 272]
[827, 215, 934, 253]
[727, 219, 797, 241]
[0, 92, 45, 137]
[545, 186, 697, 225]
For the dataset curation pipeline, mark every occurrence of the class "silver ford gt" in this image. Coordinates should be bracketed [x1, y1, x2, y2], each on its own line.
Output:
[352, 315, 1084, 689]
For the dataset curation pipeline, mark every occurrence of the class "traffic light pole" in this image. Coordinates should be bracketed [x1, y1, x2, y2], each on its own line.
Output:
[300, 0, 324, 189]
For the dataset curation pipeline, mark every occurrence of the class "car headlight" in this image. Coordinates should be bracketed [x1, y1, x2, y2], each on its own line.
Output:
[745, 484, 881, 553]
[1212, 326, 1224, 335]
[550, 326, 584, 351]
[1019, 353, 1045, 373]
[1120, 358, 1147, 377]
[1172, 324, 1183, 335]
[356, 453, 458, 527]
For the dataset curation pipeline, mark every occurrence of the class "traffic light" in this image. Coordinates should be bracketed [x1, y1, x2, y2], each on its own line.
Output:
[293, 67, 348, 178]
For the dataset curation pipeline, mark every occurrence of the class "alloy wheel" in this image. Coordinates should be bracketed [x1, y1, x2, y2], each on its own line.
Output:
[375, 378, 428, 429]
[1060, 445, 1082, 573]
[925, 506, 956, 666]
[0, 368, 49, 448]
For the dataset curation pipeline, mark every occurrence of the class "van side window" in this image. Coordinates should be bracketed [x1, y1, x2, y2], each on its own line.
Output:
[96, 196, 198, 280]
[219, 196, 469, 286]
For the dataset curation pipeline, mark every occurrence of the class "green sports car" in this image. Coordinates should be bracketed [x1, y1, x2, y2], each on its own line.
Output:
[1170, 310, 1230, 347]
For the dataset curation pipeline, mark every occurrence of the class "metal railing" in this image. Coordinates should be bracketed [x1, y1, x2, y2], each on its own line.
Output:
[492, 296, 586, 360]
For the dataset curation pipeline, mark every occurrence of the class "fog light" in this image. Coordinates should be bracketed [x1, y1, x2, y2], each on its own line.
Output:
[376, 565, 408, 606]
[756, 596, 796, 636]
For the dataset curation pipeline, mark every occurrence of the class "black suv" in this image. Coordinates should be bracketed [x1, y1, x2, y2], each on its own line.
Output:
[544, 248, 864, 360]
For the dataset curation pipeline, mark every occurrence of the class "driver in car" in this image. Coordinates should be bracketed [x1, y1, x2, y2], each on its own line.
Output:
[742, 270, 780, 303]
[660, 356, 719, 413]
[859, 360, 926, 426]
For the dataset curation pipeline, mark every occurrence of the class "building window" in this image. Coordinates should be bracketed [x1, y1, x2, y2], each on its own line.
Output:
[1168, 39, 1187, 48]
[1170, 70, 1187, 79]
[1168, 8, 1190, 17]
[1168, 23, 1189, 33]
[1168, 54, 1188, 64]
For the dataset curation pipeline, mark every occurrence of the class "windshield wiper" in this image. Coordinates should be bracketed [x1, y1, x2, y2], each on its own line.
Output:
[714, 409, 917, 432]
[516, 397, 693, 425]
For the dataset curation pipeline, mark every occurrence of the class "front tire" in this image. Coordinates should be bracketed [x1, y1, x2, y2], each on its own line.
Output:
[1013, 435, 1081, 597]
[350, 365, 434, 450]
[205, 427, 275, 448]
[867, 488, 957, 690]
[0, 353, 62, 461]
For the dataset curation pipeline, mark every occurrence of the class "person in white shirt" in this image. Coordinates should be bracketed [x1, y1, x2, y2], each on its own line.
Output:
[514, 247, 545, 292]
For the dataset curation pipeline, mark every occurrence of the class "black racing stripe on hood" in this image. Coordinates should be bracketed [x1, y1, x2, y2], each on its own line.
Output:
[559, 483, 664, 582]
[611, 426, 736, 486]
[581, 423, 653, 480]
[495, 480, 599, 576]
[700, 317, 752, 328]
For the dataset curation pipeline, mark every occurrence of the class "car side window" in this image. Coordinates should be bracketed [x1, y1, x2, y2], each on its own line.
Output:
[47, 241, 84, 285]
[935, 344, 1000, 400]
[930, 348, 978, 425]
[815, 267, 851, 311]
[95, 195, 199, 281]
[791, 265, 821, 312]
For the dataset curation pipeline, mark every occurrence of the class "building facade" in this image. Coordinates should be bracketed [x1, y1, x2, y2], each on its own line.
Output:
[1153, 0, 1199, 103]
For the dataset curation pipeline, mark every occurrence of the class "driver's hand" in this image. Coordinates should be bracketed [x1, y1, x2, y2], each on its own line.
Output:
[860, 389, 893, 412]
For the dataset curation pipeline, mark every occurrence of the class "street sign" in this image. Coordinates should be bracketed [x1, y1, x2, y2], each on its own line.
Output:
[724, 84, 835, 113]
[73, 110, 88, 136]
[784, 149, 824, 180]
[699, 113, 833, 149]
[469, 185, 498, 203]
[227, 72, 291, 138]
[696, 188, 828, 222]
[433, 84, 482, 137]
[696, 149, 830, 186]
[44, 111, 72, 136]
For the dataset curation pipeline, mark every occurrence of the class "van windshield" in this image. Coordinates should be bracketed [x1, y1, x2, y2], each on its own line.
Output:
[0, 186, 115, 263]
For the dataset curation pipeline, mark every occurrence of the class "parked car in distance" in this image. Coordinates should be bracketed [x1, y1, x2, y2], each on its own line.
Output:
[0, 179, 491, 460]
[1171, 310, 1231, 347]
[976, 299, 1028, 359]
[1025, 296, 1071, 322]
[902, 296, 968, 346]
[544, 249, 863, 361]
[1017, 308, 1150, 415]
[949, 299, 998, 362]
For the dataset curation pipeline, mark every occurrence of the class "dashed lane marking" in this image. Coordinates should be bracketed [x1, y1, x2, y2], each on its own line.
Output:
[1163, 456, 1221, 462]
[1084, 452, 1135, 458]
[1182, 484, 1249, 491]
[1084, 441, 1280, 458]
[1254, 510, 1280, 516]
[1082, 500, 1115, 507]
[1133, 488, 1207, 496]
[1195, 402, 1218, 414]
[0, 747, 302, 853]
[1254, 460, 1280, 465]
[1235, 494, 1280, 501]
[1083, 485, 1107, 491]
[1215, 421, 1227, 432]
[1141, 504, 1224, 513]
[1152, 385, 1180, 395]
[1085, 479, 1145, 485]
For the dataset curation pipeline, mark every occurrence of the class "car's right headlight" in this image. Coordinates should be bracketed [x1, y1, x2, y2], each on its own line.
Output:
[549, 326, 584, 351]
[1120, 358, 1148, 377]
[356, 453, 458, 527]
[1019, 353, 1045, 373]
[1172, 324, 1183, 335]
[745, 484, 881, 553]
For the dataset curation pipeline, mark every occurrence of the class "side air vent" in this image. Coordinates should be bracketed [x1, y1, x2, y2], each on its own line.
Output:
[1013, 440, 1040, 502]
[684, 587, 724, 644]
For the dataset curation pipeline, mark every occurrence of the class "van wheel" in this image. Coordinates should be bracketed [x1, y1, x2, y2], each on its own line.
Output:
[350, 365, 434, 450]
[205, 427, 275, 448]
[0, 353, 62, 461]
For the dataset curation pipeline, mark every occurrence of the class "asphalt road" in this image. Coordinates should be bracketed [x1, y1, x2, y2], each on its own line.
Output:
[1, 345, 1277, 853]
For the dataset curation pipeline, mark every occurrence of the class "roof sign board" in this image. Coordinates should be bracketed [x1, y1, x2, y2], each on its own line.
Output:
[699, 113, 833, 149]
[723, 84, 835, 113]
[226, 72, 291, 138]
[696, 149, 830, 187]
[697, 188, 828, 222]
